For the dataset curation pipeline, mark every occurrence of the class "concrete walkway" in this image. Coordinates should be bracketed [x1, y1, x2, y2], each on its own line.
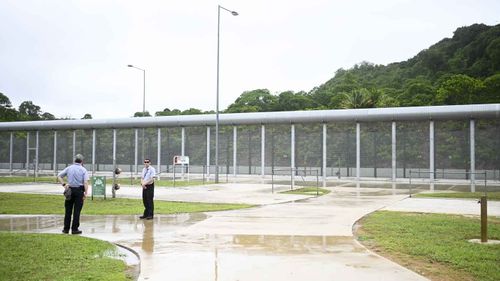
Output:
[383, 196, 500, 216]
[1, 182, 498, 281]
[0, 182, 312, 205]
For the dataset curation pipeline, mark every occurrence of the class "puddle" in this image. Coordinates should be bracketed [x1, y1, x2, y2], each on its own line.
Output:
[0, 196, 429, 281]
[0, 213, 208, 234]
[115, 244, 141, 280]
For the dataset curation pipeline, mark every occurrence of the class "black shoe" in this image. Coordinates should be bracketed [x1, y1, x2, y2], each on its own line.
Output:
[71, 229, 82, 235]
[62, 229, 69, 234]
[145, 216, 153, 220]
[139, 216, 146, 219]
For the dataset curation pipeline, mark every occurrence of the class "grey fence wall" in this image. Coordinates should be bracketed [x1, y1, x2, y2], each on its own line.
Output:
[0, 104, 499, 188]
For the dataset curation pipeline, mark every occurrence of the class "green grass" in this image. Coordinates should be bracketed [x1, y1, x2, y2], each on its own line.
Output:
[280, 187, 331, 196]
[415, 191, 500, 201]
[0, 176, 57, 184]
[0, 176, 210, 187]
[0, 193, 253, 215]
[112, 177, 208, 187]
[0, 232, 129, 281]
[357, 211, 500, 281]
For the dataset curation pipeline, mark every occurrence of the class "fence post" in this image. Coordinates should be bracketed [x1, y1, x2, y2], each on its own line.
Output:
[409, 170, 412, 198]
[480, 196, 488, 242]
[316, 170, 319, 196]
[484, 171, 487, 197]
[470, 119, 475, 192]
[271, 168, 274, 193]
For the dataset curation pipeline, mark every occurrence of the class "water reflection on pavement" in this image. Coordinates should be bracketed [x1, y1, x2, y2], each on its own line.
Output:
[0, 187, 428, 281]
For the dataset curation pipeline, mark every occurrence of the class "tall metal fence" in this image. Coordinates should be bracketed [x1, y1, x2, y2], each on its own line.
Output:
[0, 104, 499, 188]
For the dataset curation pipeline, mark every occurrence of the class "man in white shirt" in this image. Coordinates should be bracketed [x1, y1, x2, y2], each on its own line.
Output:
[57, 154, 89, 234]
[140, 158, 156, 220]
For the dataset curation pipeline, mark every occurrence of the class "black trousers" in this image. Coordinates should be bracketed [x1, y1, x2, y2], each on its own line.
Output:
[64, 187, 84, 231]
[142, 183, 154, 217]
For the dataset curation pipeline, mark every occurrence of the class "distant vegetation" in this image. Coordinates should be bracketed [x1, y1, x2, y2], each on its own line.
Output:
[227, 23, 500, 112]
[1, 23, 499, 122]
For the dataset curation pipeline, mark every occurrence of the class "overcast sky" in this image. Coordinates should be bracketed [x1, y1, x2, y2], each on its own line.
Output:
[0, 0, 499, 119]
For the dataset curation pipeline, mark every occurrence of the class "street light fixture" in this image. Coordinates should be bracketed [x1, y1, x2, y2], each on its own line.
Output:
[127, 64, 146, 170]
[215, 5, 238, 183]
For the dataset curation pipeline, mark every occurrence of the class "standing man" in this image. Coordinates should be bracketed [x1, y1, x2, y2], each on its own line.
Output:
[140, 158, 156, 220]
[57, 154, 89, 234]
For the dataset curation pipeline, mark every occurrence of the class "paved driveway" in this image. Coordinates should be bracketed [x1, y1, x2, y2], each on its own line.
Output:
[0, 183, 432, 281]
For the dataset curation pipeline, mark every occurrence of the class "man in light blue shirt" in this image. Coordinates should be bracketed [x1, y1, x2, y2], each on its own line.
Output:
[57, 154, 89, 234]
[140, 158, 156, 220]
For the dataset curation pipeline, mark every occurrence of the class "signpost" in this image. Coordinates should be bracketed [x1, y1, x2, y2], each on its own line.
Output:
[173, 155, 190, 185]
[91, 176, 106, 200]
[173, 155, 190, 165]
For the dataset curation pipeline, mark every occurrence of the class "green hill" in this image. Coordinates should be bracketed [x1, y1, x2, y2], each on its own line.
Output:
[309, 23, 500, 109]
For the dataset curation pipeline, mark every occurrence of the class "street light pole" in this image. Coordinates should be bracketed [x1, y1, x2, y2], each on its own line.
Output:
[127, 64, 146, 162]
[127, 65, 146, 116]
[216, 5, 238, 183]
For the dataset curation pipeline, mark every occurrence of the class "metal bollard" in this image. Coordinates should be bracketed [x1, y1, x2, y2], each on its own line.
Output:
[479, 196, 488, 243]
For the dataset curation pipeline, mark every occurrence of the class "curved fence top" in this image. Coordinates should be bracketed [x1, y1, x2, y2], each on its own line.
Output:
[0, 104, 499, 131]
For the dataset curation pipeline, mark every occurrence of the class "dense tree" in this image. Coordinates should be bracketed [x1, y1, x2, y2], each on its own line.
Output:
[0, 92, 18, 122]
[435, 74, 485, 105]
[375, 89, 400, 108]
[41, 112, 56, 120]
[226, 89, 277, 113]
[156, 108, 183, 116]
[482, 74, 500, 104]
[339, 88, 377, 109]
[399, 79, 436, 106]
[133, 111, 152, 117]
[82, 114, 93, 119]
[18, 101, 42, 120]
[181, 108, 204, 115]
[0, 92, 11, 107]
[486, 38, 500, 70]
[274, 91, 316, 111]
[156, 108, 175, 116]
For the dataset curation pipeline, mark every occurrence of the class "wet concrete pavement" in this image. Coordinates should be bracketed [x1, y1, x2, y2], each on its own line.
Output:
[383, 196, 500, 216]
[0, 182, 312, 205]
[0, 182, 435, 281]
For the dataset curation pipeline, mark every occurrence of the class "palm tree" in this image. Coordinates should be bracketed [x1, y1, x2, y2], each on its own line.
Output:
[339, 88, 374, 109]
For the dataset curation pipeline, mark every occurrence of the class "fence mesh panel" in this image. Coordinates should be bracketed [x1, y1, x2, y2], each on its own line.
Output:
[435, 120, 470, 179]
[0, 117, 498, 182]
[265, 124, 291, 172]
[295, 123, 322, 172]
[327, 122, 356, 177]
[115, 129, 135, 172]
[236, 125, 258, 175]
[0, 132, 9, 166]
[396, 121, 429, 178]
[38, 131, 54, 171]
[56, 130, 74, 168]
[360, 122, 392, 178]
[184, 126, 208, 170]
[476, 119, 500, 180]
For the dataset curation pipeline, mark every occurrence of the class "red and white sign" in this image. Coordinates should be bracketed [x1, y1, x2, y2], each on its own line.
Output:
[173, 155, 190, 165]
